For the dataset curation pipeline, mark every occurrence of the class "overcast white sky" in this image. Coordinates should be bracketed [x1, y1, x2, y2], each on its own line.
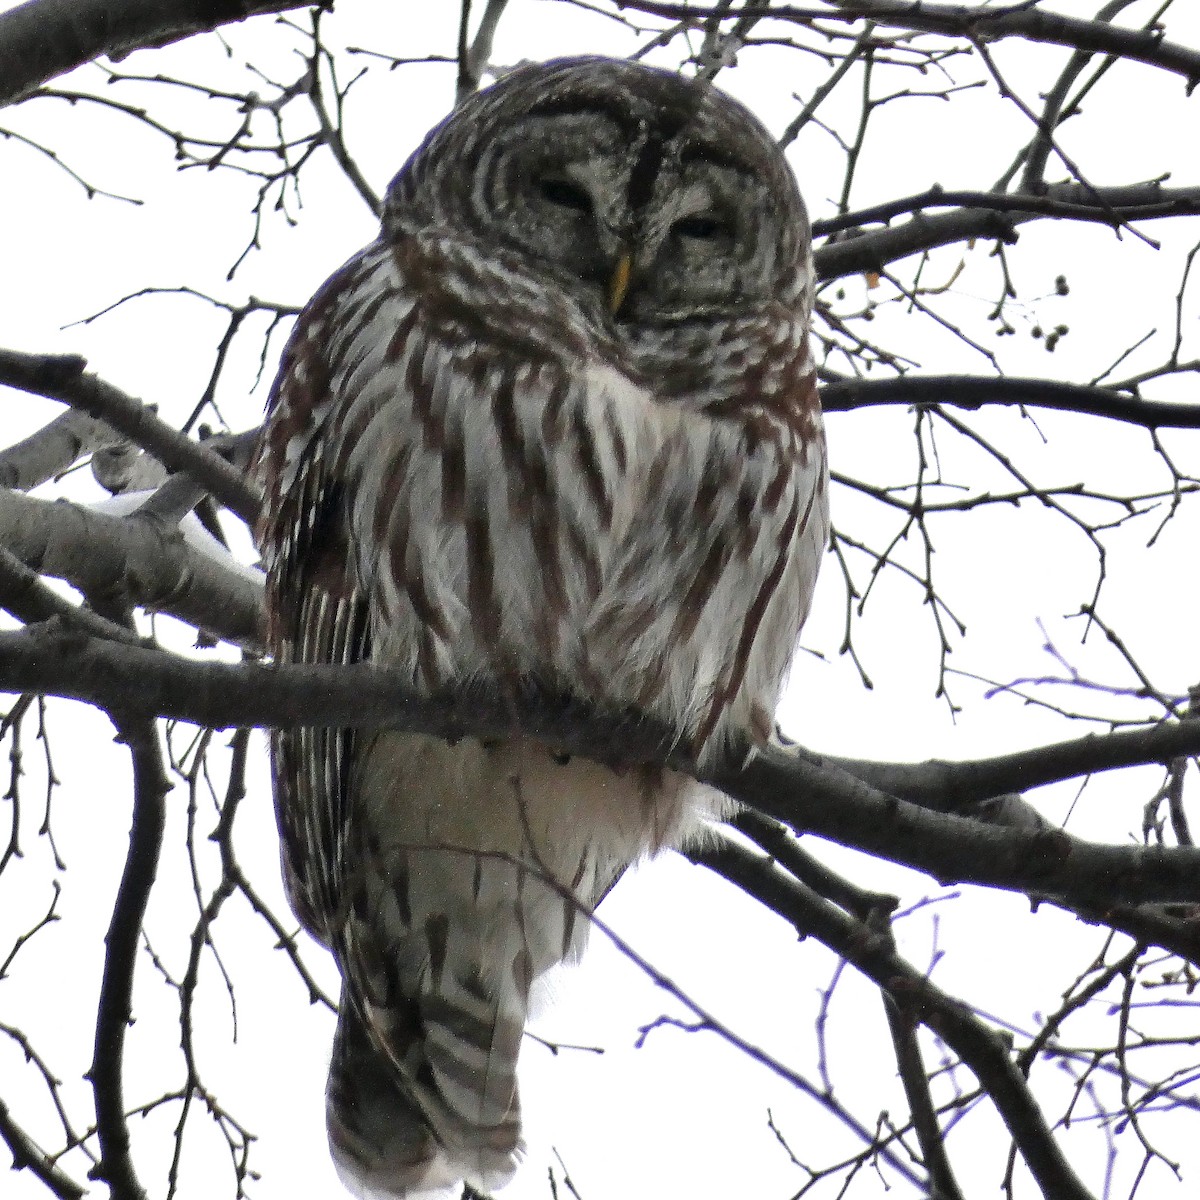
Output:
[2, 3, 1200, 1199]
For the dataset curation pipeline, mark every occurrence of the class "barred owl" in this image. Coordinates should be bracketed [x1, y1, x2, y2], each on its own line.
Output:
[255, 56, 827, 1198]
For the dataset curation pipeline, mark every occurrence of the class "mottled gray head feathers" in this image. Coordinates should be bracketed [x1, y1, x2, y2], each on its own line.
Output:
[383, 56, 811, 322]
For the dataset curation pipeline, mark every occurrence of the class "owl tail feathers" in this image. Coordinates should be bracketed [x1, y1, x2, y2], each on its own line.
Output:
[326, 988, 524, 1199]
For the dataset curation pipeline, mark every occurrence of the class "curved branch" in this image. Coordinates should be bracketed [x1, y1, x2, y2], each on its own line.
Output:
[0, 0, 313, 108]
[0, 349, 261, 524]
[821, 374, 1200, 430]
[827, 723, 1200, 810]
[823, 0, 1200, 91]
[5, 625, 1200, 920]
[88, 710, 169, 1200]
[811, 178, 1200, 277]
[0, 542, 141, 645]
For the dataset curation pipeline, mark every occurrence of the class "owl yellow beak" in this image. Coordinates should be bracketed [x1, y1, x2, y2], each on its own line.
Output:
[607, 251, 634, 315]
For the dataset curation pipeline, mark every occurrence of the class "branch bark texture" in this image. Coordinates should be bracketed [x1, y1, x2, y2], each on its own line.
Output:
[0, 487, 264, 648]
[0, 350, 261, 524]
[0, 0, 313, 108]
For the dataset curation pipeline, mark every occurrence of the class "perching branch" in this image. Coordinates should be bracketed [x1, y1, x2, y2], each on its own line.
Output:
[3, 623, 1200, 924]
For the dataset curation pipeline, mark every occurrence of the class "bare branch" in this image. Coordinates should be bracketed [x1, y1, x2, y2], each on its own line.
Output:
[696, 834, 1097, 1200]
[0, 541, 142, 645]
[0, 407, 124, 491]
[88, 710, 170, 1200]
[0, 349, 261, 524]
[614, 1, 1200, 90]
[0, 0, 315, 108]
[815, 180, 1200, 279]
[0, 487, 264, 649]
[821, 374, 1200, 430]
[814, 182, 1200, 243]
[0, 1095, 85, 1200]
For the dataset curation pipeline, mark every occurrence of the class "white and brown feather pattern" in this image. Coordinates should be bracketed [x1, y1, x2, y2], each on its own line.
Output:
[254, 56, 828, 1199]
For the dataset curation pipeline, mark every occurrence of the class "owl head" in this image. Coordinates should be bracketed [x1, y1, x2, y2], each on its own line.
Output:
[383, 56, 811, 326]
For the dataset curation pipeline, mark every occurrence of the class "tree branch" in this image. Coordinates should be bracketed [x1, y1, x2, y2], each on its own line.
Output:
[5, 624, 1200, 920]
[815, 204, 1020, 278]
[882, 998, 966, 1200]
[614, 1, 1200, 91]
[0, 350, 261, 524]
[0, 487, 264, 649]
[825, 724, 1200, 811]
[0, 1095, 85, 1200]
[695, 835, 1097, 1200]
[820, 374, 1200, 430]
[88, 710, 170, 1200]
[0, 405, 125, 491]
[823, 0, 1200, 92]
[0, 0, 314, 108]
[0, 542, 142, 645]
[812, 182, 1200, 242]
[812, 180, 1200, 278]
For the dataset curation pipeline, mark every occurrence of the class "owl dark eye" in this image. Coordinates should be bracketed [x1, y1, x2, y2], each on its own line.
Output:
[673, 214, 729, 240]
[538, 177, 593, 212]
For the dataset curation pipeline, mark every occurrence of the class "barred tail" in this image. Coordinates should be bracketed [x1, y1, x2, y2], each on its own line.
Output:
[327, 972, 525, 1199]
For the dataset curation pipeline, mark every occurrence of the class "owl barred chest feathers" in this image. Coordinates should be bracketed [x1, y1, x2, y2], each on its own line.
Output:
[256, 56, 828, 1199]
[326, 233, 819, 743]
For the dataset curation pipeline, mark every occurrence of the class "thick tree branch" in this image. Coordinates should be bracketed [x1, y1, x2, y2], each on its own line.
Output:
[734, 744, 1200, 924]
[0, 487, 264, 649]
[0, 350, 261, 524]
[821, 374, 1200, 430]
[4, 624, 1200, 919]
[0, 0, 314, 108]
[0, 542, 141, 645]
[0, 406, 124, 491]
[815, 204, 1021, 278]
[4, 621, 1193, 806]
[825, 725, 1200, 811]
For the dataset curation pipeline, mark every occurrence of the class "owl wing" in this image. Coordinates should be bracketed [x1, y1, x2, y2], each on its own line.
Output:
[256, 256, 379, 946]
[257, 235, 619, 1196]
